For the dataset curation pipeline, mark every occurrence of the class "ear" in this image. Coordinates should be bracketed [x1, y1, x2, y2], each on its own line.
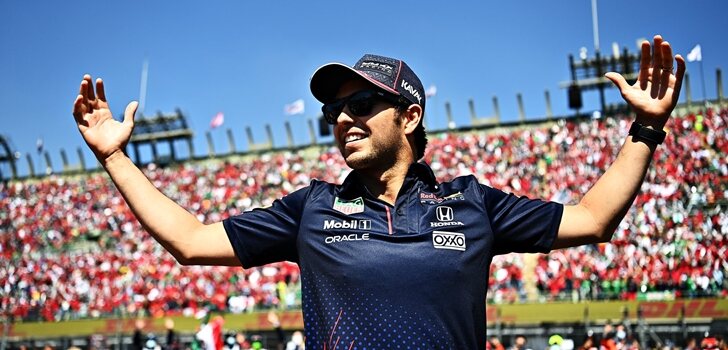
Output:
[401, 104, 422, 135]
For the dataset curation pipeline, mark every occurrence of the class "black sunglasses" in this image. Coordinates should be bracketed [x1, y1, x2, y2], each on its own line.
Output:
[321, 90, 410, 125]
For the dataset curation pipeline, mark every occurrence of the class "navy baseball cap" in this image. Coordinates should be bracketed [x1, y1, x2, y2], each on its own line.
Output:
[310, 54, 426, 113]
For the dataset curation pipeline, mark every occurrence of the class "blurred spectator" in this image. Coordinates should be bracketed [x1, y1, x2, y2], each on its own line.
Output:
[224, 333, 240, 350]
[549, 334, 564, 350]
[490, 336, 505, 350]
[132, 319, 146, 350]
[686, 338, 698, 350]
[87, 334, 107, 350]
[165, 318, 180, 350]
[509, 335, 531, 350]
[143, 334, 161, 350]
[285, 331, 305, 350]
[701, 336, 719, 350]
[578, 335, 597, 350]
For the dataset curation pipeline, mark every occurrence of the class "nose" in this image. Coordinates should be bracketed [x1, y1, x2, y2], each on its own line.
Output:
[335, 108, 356, 125]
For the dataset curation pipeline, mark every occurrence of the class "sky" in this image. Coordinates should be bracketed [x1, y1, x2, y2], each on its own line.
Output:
[0, 1, 725, 177]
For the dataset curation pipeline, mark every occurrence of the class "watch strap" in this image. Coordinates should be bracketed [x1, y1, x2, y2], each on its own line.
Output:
[628, 122, 666, 145]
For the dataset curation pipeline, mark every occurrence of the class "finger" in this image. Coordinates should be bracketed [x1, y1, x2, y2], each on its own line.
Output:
[651, 35, 664, 67]
[79, 78, 90, 100]
[660, 41, 674, 71]
[658, 41, 674, 99]
[123, 101, 139, 127]
[72, 94, 84, 118]
[73, 95, 89, 127]
[96, 78, 107, 102]
[650, 36, 663, 98]
[638, 40, 651, 90]
[78, 76, 89, 97]
[673, 54, 687, 99]
[84, 74, 96, 101]
[605, 72, 630, 93]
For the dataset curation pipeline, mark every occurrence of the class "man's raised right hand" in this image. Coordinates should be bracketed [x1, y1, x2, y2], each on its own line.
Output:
[72, 74, 137, 164]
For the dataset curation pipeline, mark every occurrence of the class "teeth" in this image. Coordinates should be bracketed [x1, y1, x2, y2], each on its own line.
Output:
[345, 134, 366, 142]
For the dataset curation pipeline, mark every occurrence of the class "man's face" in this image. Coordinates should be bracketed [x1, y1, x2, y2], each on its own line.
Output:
[333, 79, 407, 171]
[515, 336, 527, 348]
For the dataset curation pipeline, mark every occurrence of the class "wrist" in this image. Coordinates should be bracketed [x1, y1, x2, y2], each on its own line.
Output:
[100, 149, 129, 168]
[628, 121, 666, 146]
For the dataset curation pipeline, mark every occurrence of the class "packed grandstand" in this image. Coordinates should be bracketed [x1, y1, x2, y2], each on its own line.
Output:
[1, 107, 726, 323]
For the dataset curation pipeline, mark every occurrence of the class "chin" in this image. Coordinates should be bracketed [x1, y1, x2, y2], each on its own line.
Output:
[343, 155, 369, 170]
[344, 151, 381, 169]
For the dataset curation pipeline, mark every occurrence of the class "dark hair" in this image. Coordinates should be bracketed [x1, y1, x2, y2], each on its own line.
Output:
[395, 105, 428, 160]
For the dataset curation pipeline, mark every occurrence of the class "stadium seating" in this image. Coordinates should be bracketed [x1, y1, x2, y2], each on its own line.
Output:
[1, 108, 725, 321]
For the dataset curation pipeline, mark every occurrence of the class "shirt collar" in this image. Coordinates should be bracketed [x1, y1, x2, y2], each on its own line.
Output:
[338, 161, 438, 197]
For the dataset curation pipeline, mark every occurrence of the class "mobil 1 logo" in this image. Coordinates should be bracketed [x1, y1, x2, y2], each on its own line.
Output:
[432, 231, 466, 251]
[323, 219, 372, 230]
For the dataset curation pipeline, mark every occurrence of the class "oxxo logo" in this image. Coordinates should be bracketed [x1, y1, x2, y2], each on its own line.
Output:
[323, 219, 371, 230]
[432, 231, 466, 251]
[430, 206, 465, 228]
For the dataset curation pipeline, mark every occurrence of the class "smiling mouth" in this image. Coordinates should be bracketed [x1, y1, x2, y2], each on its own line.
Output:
[344, 134, 368, 144]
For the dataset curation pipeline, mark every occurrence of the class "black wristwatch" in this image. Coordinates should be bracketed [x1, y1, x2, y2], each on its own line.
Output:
[628, 122, 666, 145]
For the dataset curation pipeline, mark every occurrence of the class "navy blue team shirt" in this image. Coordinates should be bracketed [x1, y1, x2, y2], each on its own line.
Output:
[223, 162, 563, 349]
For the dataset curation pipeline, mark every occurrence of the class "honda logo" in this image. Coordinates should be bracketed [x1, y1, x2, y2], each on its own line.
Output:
[436, 206, 454, 222]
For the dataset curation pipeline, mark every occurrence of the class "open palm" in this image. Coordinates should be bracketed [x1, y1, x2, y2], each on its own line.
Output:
[605, 35, 686, 128]
[72, 75, 138, 162]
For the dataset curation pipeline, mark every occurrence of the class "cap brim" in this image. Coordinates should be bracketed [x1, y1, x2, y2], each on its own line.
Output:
[310, 63, 399, 103]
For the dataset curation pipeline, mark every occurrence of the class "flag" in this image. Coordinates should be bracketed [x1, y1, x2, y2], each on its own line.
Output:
[425, 85, 437, 98]
[36, 138, 43, 153]
[284, 99, 305, 115]
[687, 44, 702, 62]
[209, 112, 224, 129]
[196, 315, 224, 350]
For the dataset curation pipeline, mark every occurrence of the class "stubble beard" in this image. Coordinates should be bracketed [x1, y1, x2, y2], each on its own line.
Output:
[341, 136, 403, 173]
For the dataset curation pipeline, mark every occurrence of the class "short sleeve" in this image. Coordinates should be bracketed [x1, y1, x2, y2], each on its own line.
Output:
[480, 184, 563, 255]
[222, 186, 310, 268]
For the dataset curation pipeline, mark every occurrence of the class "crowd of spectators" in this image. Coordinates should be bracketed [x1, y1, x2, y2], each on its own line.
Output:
[1, 108, 726, 322]
[526, 109, 727, 302]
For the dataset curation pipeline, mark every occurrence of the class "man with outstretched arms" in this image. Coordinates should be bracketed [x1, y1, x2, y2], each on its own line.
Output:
[73, 35, 684, 349]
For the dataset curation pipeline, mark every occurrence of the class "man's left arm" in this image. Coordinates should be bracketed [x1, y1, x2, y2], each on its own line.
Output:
[553, 35, 686, 249]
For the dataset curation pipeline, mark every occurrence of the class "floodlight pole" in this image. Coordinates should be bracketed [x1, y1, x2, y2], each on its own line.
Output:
[592, 0, 606, 112]
[699, 58, 707, 104]
[591, 0, 600, 52]
[139, 59, 149, 115]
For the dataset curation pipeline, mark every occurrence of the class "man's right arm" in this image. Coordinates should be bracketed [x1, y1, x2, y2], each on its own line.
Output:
[73, 74, 238, 266]
[103, 151, 239, 266]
